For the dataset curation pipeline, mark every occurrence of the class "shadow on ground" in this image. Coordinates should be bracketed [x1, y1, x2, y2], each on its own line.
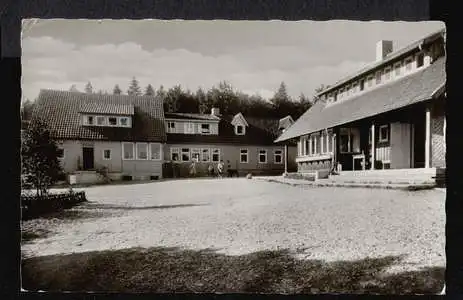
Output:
[82, 203, 209, 211]
[21, 247, 444, 294]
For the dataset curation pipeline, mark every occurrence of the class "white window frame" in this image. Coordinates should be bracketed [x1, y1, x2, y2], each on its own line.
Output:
[184, 122, 194, 134]
[274, 149, 283, 164]
[235, 125, 245, 135]
[375, 70, 382, 85]
[119, 117, 130, 127]
[405, 57, 413, 72]
[321, 133, 326, 154]
[212, 148, 220, 162]
[352, 82, 358, 94]
[150, 143, 162, 161]
[170, 147, 180, 161]
[201, 148, 210, 162]
[240, 149, 249, 163]
[379, 125, 390, 143]
[108, 116, 118, 127]
[367, 76, 374, 88]
[258, 149, 267, 164]
[181, 148, 191, 162]
[167, 121, 176, 133]
[394, 62, 402, 77]
[136, 143, 148, 160]
[96, 115, 106, 126]
[384, 66, 392, 81]
[191, 148, 201, 162]
[200, 123, 211, 134]
[102, 149, 111, 160]
[122, 142, 135, 160]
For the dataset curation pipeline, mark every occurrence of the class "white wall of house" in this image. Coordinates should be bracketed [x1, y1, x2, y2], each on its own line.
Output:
[58, 140, 163, 178]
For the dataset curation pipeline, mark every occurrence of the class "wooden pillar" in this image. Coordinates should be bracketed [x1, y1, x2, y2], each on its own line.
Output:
[284, 144, 288, 174]
[425, 106, 431, 168]
[371, 123, 376, 170]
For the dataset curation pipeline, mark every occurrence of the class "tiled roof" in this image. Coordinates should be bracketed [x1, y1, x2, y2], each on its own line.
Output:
[79, 102, 134, 115]
[165, 112, 220, 121]
[167, 114, 293, 146]
[31, 89, 166, 142]
[276, 56, 446, 142]
[317, 28, 445, 96]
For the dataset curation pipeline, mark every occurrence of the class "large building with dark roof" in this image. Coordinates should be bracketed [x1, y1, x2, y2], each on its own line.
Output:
[275, 28, 446, 179]
[29, 89, 297, 182]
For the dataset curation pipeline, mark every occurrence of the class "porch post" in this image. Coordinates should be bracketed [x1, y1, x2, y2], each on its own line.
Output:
[425, 106, 431, 168]
[371, 123, 375, 170]
[284, 144, 288, 174]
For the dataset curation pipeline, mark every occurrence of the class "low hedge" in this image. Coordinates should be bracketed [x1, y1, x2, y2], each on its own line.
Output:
[21, 191, 87, 220]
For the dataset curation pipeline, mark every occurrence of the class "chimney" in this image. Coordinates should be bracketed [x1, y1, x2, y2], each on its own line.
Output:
[376, 40, 393, 62]
[211, 107, 220, 116]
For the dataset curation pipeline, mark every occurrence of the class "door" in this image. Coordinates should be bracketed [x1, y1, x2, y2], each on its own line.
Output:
[82, 147, 94, 170]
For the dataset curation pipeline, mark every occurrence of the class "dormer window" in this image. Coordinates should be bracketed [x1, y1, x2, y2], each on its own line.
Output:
[235, 125, 245, 135]
[120, 117, 129, 127]
[97, 116, 106, 125]
[85, 116, 94, 125]
[201, 123, 210, 134]
[108, 117, 118, 126]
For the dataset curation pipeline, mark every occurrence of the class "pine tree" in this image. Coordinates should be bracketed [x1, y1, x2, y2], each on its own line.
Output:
[144, 84, 155, 96]
[127, 77, 142, 96]
[69, 84, 79, 93]
[84, 82, 93, 94]
[113, 84, 122, 95]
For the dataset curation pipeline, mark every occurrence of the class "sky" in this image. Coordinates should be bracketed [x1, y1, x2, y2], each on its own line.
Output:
[21, 19, 444, 102]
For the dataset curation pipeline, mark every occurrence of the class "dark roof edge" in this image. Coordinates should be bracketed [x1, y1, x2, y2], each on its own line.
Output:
[316, 28, 446, 97]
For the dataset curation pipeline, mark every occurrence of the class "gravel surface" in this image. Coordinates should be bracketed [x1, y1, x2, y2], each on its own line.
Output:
[21, 178, 445, 273]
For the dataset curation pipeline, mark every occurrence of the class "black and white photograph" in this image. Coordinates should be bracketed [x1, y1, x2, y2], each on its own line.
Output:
[20, 19, 446, 294]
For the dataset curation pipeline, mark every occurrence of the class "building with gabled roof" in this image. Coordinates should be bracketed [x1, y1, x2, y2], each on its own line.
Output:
[30, 89, 166, 182]
[164, 108, 297, 177]
[275, 28, 446, 181]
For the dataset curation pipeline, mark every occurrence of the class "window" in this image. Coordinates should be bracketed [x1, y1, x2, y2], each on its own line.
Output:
[181, 148, 190, 161]
[311, 136, 316, 155]
[384, 67, 392, 81]
[235, 125, 245, 135]
[352, 82, 358, 94]
[379, 125, 390, 142]
[85, 116, 94, 125]
[170, 148, 179, 161]
[375, 71, 382, 84]
[212, 148, 220, 162]
[201, 148, 210, 162]
[167, 122, 176, 133]
[122, 143, 134, 160]
[345, 85, 350, 97]
[339, 128, 360, 153]
[405, 58, 413, 71]
[184, 122, 194, 134]
[258, 150, 267, 163]
[394, 62, 402, 76]
[200, 123, 210, 134]
[327, 133, 333, 153]
[97, 116, 106, 125]
[120, 117, 129, 127]
[338, 88, 344, 100]
[108, 117, 118, 126]
[136, 143, 148, 160]
[333, 92, 338, 102]
[57, 148, 64, 160]
[191, 148, 200, 162]
[274, 149, 283, 164]
[359, 79, 365, 91]
[103, 149, 111, 160]
[240, 149, 249, 163]
[304, 137, 309, 156]
[321, 134, 326, 153]
[150, 143, 161, 160]
[367, 76, 373, 88]
[416, 53, 424, 68]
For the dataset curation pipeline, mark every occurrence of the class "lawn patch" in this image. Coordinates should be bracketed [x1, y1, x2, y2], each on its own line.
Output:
[21, 247, 444, 294]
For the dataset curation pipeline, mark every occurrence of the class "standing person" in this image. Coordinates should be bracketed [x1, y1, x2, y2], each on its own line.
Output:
[217, 160, 224, 179]
[208, 164, 214, 177]
[189, 159, 197, 178]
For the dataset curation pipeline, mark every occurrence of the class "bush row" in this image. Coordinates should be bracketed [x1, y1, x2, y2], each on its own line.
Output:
[21, 191, 87, 220]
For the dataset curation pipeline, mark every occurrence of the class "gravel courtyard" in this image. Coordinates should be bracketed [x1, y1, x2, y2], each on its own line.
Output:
[21, 178, 445, 273]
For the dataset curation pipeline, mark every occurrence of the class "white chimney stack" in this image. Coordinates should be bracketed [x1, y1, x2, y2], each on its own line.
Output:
[376, 40, 393, 62]
[211, 107, 220, 116]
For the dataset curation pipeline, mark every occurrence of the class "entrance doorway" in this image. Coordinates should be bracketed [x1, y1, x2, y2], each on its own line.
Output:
[82, 147, 94, 170]
[413, 115, 425, 168]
